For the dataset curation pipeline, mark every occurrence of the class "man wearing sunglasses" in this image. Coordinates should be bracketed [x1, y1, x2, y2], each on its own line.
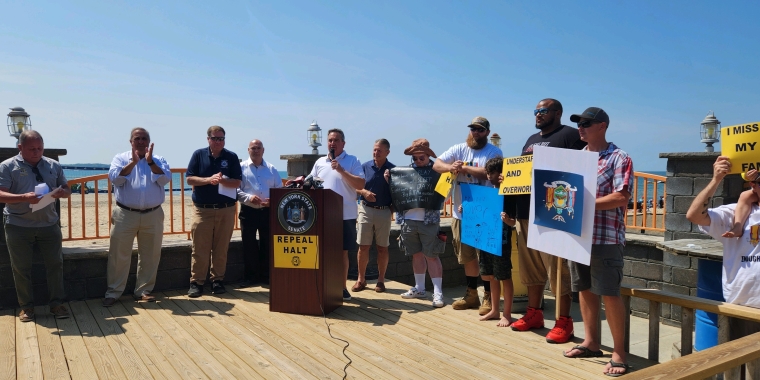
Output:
[186, 125, 242, 297]
[508, 99, 585, 344]
[562, 107, 633, 377]
[103, 128, 171, 307]
[0, 130, 71, 322]
[352, 138, 395, 294]
[434, 116, 502, 311]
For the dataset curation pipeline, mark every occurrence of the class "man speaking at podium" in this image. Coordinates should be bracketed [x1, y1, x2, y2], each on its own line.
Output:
[308, 129, 365, 301]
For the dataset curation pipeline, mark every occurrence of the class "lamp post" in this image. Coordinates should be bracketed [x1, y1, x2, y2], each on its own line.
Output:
[700, 111, 720, 153]
[307, 120, 322, 154]
[490, 133, 501, 149]
[7, 107, 31, 143]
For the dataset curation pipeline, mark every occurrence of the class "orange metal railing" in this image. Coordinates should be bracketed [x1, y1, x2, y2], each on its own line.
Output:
[61, 169, 664, 241]
[626, 171, 667, 232]
[62, 168, 242, 241]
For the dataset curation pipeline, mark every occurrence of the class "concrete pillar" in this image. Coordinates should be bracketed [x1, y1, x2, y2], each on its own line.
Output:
[659, 152, 744, 241]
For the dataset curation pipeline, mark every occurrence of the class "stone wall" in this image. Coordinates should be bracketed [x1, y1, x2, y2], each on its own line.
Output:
[0, 226, 460, 309]
[622, 235, 697, 326]
[661, 152, 744, 241]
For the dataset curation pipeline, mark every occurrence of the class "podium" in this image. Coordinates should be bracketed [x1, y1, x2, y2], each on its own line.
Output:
[269, 188, 344, 315]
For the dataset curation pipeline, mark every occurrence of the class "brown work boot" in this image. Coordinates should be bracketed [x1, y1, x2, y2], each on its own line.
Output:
[451, 288, 481, 310]
[478, 291, 492, 315]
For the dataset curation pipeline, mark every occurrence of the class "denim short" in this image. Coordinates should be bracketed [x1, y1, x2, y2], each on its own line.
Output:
[342, 219, 357, 251]
[569, 244, 624, 296]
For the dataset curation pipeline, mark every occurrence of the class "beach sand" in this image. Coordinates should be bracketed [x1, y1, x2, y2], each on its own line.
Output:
[60, 193, 241, 245]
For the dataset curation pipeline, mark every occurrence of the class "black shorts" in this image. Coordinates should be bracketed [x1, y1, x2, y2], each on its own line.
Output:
[479, 248, 513, 280]
[343, 219, 357, 251]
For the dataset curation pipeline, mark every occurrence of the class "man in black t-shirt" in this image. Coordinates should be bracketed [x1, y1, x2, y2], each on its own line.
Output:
[507, 98, 586, 344]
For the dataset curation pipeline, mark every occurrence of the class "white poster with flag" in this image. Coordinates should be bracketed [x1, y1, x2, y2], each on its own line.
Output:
[527, 146, 597, 265]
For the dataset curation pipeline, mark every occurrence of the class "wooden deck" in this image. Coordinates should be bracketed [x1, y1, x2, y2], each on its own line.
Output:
[1, 280, 658, 379]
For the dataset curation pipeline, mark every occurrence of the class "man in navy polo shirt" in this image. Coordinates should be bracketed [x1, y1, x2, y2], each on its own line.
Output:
[352, 138, 395, 293]
[186, 125, 242, 297]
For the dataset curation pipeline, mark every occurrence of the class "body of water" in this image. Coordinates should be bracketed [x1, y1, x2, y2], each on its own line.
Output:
[63, 167, 290, 194]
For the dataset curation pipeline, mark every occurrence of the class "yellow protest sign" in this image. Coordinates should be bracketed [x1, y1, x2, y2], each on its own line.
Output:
[499, 155, 533, 195]
[721, 122, 760, 174]
[273, 235, 319, 269]
[435, 172, 453, 197]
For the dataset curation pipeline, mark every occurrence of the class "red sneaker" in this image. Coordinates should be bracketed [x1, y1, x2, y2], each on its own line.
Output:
[546, 315, 574, 343]
[510, 307, 544, 331]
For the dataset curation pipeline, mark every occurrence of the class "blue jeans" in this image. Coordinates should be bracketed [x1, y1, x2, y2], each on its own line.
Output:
[5, 222, 66, 308]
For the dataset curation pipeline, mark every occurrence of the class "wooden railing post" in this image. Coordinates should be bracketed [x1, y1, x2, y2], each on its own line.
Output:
[719, 315, 741, 380]
[681, 307, 694, 356]
[623, 295, 631, 353]
[649, 300, 660, 361]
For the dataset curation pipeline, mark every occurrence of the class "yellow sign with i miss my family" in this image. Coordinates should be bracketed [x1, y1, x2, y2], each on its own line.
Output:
[721, 122, 760, 174]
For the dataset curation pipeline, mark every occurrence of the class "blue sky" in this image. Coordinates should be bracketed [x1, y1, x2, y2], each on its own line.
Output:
[1, 1, 758, 171]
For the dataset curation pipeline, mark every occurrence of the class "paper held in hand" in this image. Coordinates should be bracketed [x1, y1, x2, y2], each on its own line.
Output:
[30, 184, 61, 212]
[218, 175, 237, 199]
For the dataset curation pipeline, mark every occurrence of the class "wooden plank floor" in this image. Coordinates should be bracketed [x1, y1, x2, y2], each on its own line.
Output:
[1, 280, 658, 379]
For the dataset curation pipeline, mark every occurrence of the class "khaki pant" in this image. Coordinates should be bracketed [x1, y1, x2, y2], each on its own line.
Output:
[190, 206, 236, 284]
[515, 219, 571, 296]
[106, 207, 164, 299]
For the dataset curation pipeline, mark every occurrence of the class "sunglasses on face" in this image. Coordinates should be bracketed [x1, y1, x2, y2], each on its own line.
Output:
[469, 126, 486, 133]
[534, 108, 551, 116]
[577, 120, 600, 128]
[31, 167, 43, 183]
[412, 155, 427, 162]
[208, 136, 225, 142]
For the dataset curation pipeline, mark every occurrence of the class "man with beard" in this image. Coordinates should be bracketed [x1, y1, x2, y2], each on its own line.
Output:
[433, 117, 502, 311]
[507, 98, 586, 344]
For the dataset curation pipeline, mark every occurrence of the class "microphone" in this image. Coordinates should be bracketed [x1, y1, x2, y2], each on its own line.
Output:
[330, 149, 336, 161]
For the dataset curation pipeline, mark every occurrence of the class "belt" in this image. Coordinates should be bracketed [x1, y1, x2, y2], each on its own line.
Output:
[194, 202, 236, 209]
[362, 201, 389, 210]
[116, 202, 162, 214]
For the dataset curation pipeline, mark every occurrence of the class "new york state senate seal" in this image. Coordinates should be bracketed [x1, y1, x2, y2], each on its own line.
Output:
[277, 191, 317, 234]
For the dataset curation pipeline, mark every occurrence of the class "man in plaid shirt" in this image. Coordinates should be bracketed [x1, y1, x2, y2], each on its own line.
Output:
[561, 107, 633, 377]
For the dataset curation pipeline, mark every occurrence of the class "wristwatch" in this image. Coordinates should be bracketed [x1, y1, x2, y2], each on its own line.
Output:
[148, 161, 156, 166]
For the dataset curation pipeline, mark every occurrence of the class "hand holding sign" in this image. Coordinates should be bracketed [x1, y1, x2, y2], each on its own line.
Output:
[499, 155, 533, 195]
[721, 122, 760, 174]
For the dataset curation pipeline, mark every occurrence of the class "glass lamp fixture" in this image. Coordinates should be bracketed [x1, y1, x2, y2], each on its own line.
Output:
[700, 111, 720, 153]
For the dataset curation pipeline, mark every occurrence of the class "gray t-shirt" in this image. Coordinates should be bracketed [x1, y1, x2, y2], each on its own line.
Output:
[0, 154, 68, 227]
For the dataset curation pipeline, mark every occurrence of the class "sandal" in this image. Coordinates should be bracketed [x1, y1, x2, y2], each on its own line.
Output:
[604, 360, 631, 377]
[351, 281, 367, 292]
[563, 345, 604, 358]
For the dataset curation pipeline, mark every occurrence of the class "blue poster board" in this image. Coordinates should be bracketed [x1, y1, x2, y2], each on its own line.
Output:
[533, 169, 584, 236]
[460, 184, 502, 256]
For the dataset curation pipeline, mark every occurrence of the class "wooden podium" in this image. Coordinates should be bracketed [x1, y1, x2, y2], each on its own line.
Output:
[269, 188, 344, 315]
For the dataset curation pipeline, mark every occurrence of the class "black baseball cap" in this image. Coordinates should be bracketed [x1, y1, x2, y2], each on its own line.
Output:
[570, 107, 609, 124]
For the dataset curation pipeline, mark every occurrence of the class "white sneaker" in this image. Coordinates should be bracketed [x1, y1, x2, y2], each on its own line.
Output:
[401, 287, 427, 299]
[432, 293, 445, 308]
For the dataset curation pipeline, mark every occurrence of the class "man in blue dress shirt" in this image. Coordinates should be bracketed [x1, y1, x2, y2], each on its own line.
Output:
[237, 139, 282, 286]
[103, 128, 171, 306]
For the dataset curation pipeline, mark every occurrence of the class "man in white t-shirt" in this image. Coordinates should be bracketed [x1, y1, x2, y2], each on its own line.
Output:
[433, 116, 503, 311]
[309, 129, 365, 301]
[687, 156, 760, 308]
